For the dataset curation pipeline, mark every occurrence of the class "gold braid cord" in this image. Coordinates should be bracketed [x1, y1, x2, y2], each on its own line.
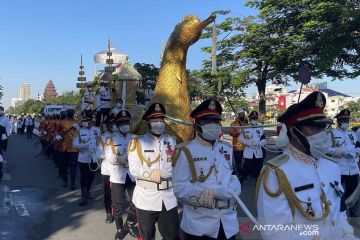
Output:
[181, 147, 215, 183]
[256, 165, 330, 221]
[132, 138, 160, 167]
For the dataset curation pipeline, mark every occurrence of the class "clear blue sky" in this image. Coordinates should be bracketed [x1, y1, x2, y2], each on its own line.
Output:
[0, 0, 358, 108]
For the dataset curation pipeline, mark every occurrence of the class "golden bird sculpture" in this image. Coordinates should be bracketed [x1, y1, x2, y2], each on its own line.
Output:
[150, 14, 216, 141]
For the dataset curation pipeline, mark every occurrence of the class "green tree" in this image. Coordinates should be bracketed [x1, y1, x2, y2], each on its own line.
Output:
[45, 91, 81, 107]
[133, 63, 159, 105]
[200, 3, 360, 113]
[347, 99, 360, 119]
[0, 84, 3, 105]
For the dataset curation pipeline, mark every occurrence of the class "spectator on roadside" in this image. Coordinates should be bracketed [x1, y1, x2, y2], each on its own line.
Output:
[25, 115, 34, 139]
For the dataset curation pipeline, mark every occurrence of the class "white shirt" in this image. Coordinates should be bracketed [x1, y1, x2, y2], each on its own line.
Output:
[98, 131, 111, 175]
[172, 136, 241, 239]
[73, 127, 98, 164]
[82, 91, 95, 111]
[24, 118, 34, 126]
[239, 125, 266, 158]
[128, 132, 177, 211]
[106, 132, 136, 183]
[257, 145, 355, 240]
[0, 115, 11, 136]
[97, 86, 111, 109]
[329, 127, 359, 175]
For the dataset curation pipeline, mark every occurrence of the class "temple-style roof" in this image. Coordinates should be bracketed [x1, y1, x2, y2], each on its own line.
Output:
[94, 47, 128, 64]
[116, 61, 141, 80]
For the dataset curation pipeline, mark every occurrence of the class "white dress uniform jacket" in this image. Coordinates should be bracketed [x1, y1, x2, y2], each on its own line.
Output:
[81, 90, 95, 111]
[329, 128, 359, 176]
[106, 132, 136, 184]
[98, 131, 111, 176]
[97, 86, 111, 109]
[0, 115, 11, 137]
[73, 127, 98, 164]
[24, 118, 34, 126]
[257, 145, 355, 240]
[240, 126, 266, 159]
[128, 132, 177, 211]
[172, 136, 241, 239]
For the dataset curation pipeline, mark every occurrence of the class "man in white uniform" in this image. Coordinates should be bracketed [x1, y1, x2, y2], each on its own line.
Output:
[172, 98, 241, 240]
[0, 106, 11, 152]
[81, 82, 95, 118]
[128, 103, 179, 240]
[328, 109, 360, 217]
[239, 111, 266, 182]
[106, 110, 139, 239]
[256, 91, 356, 239]
[73, 116, 99, 206]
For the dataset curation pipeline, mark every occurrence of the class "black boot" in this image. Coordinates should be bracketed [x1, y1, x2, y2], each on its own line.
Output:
[78, 187, 88, 207]
[87, 191, 95, 200]
[70, 176, 76, 190]
[106, 212, 114, 224]
[114, 215, 125, 240]
[62, 177, 68, 187]
[124, 219, 139, 238]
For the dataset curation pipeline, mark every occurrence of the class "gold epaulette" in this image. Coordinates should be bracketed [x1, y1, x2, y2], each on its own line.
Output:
[218, 139, 232, 148]
[162, 134, 176, 140]
[172, 140, 191, 167]
[267, 153, 290, 168]
[127, 136, 139, 152]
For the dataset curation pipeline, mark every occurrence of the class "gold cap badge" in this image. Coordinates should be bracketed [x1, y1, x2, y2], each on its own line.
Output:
[315, 92, 324, 108]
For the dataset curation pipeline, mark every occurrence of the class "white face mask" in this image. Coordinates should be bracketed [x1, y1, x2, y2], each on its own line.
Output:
[200, 123, 222, 141]
[339, 122, 349, 130]
[251, 119, 259, 125]
[119, 125, 130, 134]
[296, 128, 330, 160]
[82, 121, 89, 128]
[150, 122, 165, 135]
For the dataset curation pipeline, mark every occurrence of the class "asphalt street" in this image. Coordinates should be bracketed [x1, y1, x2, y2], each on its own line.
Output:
[0, 133, 273, 240]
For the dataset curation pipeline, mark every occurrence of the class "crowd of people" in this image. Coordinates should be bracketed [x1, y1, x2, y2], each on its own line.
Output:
[1, 85, 360, 240]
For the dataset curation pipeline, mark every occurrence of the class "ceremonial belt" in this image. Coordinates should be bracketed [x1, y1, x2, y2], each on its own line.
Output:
[100, 98, 111, 102]
[113, 162, 129, 168]
[137, 178, 172, 190]
[184, 198, 235, 210]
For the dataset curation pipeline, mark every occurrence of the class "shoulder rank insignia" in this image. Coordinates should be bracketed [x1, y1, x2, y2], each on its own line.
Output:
[267, 154, 290, 168]
[128, 137, 138, 152]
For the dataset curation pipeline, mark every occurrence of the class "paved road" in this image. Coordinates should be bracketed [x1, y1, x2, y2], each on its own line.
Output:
[0, 134, 275, 240]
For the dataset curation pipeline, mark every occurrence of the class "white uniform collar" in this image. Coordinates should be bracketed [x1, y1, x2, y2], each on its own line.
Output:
[285, 144, 316, 165]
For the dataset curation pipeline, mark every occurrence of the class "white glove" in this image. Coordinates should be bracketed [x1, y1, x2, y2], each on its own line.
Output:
[55, 135, 62, 141]
[199, 189, 214, 208]
[214, 188, 233, 200]
[150, 169, 161, 183]
[72, 123, 80, 130]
